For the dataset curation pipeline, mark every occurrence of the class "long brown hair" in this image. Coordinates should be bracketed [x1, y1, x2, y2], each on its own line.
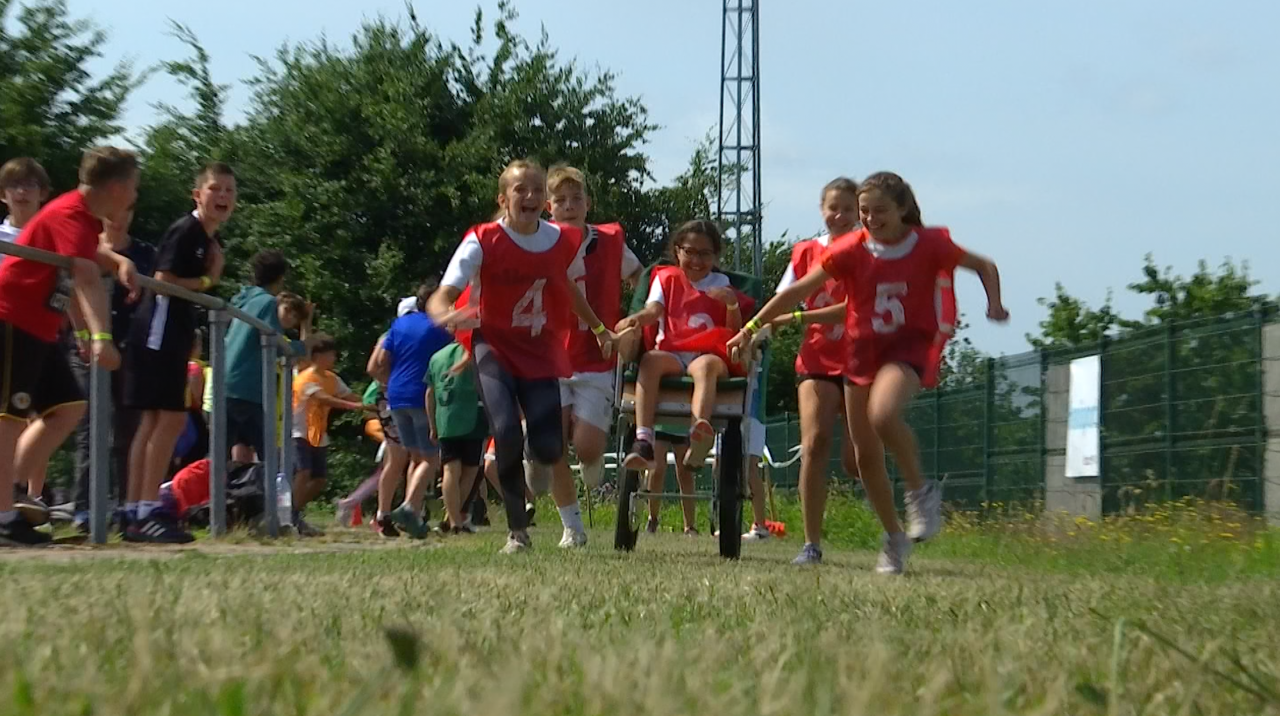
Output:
[859, 171, 923, 227]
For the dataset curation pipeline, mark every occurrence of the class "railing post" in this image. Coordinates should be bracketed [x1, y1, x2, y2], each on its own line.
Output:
[1098, 335, 1108, 512]
[983, 357, 995, 505]
[88, 277, 115, 545]
[280, 349, 294, 524]
[1255, 306, 1266, 513]
[261, 334, 279, 538]
[932, 383, 942, 483]
[1164, 322, 1176, 503]
[208, 310, 229, 537]
[1038, 349, 1048, 503]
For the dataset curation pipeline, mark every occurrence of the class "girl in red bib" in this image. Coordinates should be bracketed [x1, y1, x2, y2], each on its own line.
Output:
[428, 160, 616, 554]
[730, 172, 1008, 574]
[617, 220, 755, 473]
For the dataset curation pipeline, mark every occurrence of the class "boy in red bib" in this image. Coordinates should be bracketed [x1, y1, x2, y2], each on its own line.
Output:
[731, 172, 1007, 575]
[428, 160, 617, 554]
[546, 165, 642, 548]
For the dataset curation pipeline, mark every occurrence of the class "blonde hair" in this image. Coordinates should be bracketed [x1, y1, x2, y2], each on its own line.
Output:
[78, 147, 138, 188]
[547, 164, 587, 195]
[497, 159, 545, 194]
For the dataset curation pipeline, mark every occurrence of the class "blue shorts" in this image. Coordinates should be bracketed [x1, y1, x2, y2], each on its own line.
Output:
[390, 407, 439, 456]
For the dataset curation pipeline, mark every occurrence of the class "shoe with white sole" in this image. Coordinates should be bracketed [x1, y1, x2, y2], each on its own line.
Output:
[501, 530, 531, 554]
[791, 543, 823, 565]
[875, 532, 912, 575]
[741, 524, 770, 542]
[905, 479, 943, 542]
[558, 528, 587, 549]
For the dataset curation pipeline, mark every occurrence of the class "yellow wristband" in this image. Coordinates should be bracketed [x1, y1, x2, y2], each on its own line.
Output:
[744, 318, 761, 334]
[91, 332, 112, 342]
[74, 330, 90, 340]
[591, 323, 607, 336]
[199, 276, 213, 290]
[792, 309, 804, 325]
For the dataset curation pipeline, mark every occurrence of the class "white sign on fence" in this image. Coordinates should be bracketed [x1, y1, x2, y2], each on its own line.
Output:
[1066, 354, 1101, 478]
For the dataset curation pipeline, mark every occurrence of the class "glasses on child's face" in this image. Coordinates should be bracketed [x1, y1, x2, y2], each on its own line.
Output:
[678, 245, 716, 261]
[5, 182, 40, 193]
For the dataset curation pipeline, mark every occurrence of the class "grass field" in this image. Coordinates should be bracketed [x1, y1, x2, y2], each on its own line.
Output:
[3, 496, 1279, 716]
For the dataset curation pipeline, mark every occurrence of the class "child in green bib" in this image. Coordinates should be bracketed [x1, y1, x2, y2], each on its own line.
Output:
[426, 342, 486, 533]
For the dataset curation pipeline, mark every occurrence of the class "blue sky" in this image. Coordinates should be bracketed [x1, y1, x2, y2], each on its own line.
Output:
[61, 0, 1280, 356]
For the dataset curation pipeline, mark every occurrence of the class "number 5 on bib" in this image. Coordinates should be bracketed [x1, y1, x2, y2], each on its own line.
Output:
[872, 282, 907, 334]
[512, 279, 548, 336]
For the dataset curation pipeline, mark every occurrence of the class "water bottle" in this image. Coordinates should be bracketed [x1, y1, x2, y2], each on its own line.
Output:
[276, 473, 293, 526]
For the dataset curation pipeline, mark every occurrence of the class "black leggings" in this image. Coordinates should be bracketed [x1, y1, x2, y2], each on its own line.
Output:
[473, 334, 563, 531]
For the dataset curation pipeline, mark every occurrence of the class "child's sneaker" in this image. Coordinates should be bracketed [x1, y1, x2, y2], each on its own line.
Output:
[389, 504, 428, 539]
[295, 516, 325, 538]
[501, 530, 531, 554]
[792, 543, 823, 565]
[875, 532, 912, 575]
[375, 515, 400, 538]
[15, 495, 50, 526]
[125, 513, 195, 544]
[742, 523, 770, 542]
[905, 479, 943, 542]
[683, 419, 715, 468]
[334, 500, 355, 527]
[0, 517, 53, 546]
[623, 439, 655, 471]
[558, 527, 587, 549]
[645, 517, 659, 534]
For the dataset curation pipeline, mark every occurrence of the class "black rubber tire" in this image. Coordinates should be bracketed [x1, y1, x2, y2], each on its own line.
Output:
[614, 467, 641, 551]
[717, 419, 744, 560]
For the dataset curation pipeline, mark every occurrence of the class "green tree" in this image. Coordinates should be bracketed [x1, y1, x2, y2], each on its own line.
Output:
[0, 0, 136, 193]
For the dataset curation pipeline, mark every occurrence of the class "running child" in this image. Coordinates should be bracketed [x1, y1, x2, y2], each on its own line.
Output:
[728, 171, 1008, 574]
[618, 220, 754, 472]
[0, 147, 135, 545]
[425, 340, 485, 534]
[428, 159, 618, 554]
[749, 177, 862, 563]
[546, 164, 643, 548]
[123, 161, 231, 544]
[291, 335, 374, 536]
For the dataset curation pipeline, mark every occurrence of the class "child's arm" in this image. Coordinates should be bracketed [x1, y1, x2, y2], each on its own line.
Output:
[425, 385, 437, 441]
[728, 268, 830, 355]
[772, 301, 847, 327]
[559, 273, 617, 358]
[706, 287, 744, 331]
[206, 240, 225, 283]
[188, 367, 205, 407]
[367, 337, 390, 383]
[959, 252, 1009, 322]
[615, 301, 664, 333]
[95, 243, 139, 301]
[71, 257, 120, 370]
[312, 391, 368, 413]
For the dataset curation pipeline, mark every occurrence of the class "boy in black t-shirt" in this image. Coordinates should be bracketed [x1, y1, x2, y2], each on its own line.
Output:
[122, 162, 232, 543]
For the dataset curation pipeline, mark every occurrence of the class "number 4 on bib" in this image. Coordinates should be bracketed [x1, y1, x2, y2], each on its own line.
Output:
[512, 279, 548, 336]
[873, 282, 907, 334]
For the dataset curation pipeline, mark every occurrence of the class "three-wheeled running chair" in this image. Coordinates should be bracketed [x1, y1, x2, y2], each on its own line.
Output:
[612, 264, 766, 559]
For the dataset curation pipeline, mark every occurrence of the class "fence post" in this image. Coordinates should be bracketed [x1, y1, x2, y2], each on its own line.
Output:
[1164, 322, 1176, 503]
[1038, 349, 1048, 503]
[933, 382, 942, 483]
[208, 310, 229, 537]
[88, 315, 113, 545]
[782, 411, 790, 486]
[983, 357, 995, 505]
[1255, 306, 1266, 513]
[280, 351, 294, 520]
[1098, 335, 1108, 512]
[260, 335, 279, 537]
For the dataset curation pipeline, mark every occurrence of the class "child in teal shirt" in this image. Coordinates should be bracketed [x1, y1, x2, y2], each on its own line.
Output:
[425, 342, 485, 533]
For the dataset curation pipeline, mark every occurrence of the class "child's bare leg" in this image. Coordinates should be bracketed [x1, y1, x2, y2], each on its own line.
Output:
[551, 407, 578, 509]
[746, 461, 767, 527]
[634, 351, 684, 431]
[377, 441, 408, 516]
[441, 460, 465, 527]
[647, 440, 669, 521]
[671, 444, 697, 530]
[865, 363, 923, 491]
[798, 378, 843, 545]
[844, 384, 901, 534]
[686, 355, 727, 422]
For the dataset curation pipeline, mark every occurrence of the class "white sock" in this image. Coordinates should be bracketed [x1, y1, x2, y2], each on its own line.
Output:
[558, 503, 585, 534]
[579, 459, 604, 489]
[137, 500, 161, 519]
[0, 510, 17, 524]
[635, 427, 655, 444]
[376, 511, 388, 520]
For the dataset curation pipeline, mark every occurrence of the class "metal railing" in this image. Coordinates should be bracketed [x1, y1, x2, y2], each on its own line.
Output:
[0, 240, 300, 543]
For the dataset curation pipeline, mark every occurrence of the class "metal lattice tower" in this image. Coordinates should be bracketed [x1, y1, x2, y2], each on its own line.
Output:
[716, 0, 762, 277]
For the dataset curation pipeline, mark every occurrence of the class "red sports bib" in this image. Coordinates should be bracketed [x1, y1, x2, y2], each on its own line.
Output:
[789, 239, 848, 377]
[564, 223, 625, 374]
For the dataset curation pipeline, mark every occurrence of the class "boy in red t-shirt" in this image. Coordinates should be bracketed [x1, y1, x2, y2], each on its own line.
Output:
[0, 147, 138, 546]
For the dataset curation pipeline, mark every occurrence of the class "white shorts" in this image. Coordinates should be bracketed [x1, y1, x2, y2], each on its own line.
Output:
[747, 417, 765, 458]
[559, 370, 616, 433]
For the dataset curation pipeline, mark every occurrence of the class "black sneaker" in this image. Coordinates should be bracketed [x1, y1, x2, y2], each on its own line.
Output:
[624, 439, 656, 471]
[123, 513, 195, 544]
[15, 495, 50, 526]
[0, 517, 53, 546]
[451, 523, 477, 536]
[375, 515, 400, 538]
[646, 517, 659, 534]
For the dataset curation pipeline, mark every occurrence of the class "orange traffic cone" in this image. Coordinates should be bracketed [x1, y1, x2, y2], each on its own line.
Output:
[352, 504, 363, 527]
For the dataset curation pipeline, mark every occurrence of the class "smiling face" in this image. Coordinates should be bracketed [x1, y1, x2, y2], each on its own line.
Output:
[498, 166, 546, 231]
[821, 188, 859, 238]
[674, 231, 719, 283]
[857, 187, 910, 244]
[194, 171, 237, 226]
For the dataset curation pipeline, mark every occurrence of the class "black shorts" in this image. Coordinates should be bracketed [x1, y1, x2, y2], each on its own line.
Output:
[439, 436, 482, 467]
[122, 345, 188, 411]
[655, 430, 688, 446]
[294, 438, 328, 478]
[797, 373, 845, 388]
[226, 398, 266, 456]
[0, 322, 85, 419]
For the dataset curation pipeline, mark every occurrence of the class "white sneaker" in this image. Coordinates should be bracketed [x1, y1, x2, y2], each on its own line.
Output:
[558, 528, 588, 549]
[525, 462, 553, 496]
[875, 532, 912, 575]
[501, 531, 531, 554]
[579, 460, 604, 489]
[741, 524, 770, 541]
[905, 479, 943, 542]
